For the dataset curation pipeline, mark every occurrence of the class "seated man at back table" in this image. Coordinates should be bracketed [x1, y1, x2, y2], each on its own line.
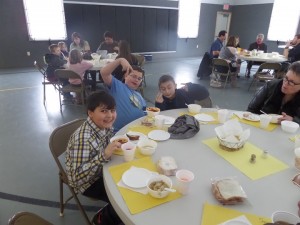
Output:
[100, 58, 146, 132]
[97, 31, 119, 54]
[210, 30, 227, 58]
[246, 33, 268, 78]
[283, 34, 300, 63]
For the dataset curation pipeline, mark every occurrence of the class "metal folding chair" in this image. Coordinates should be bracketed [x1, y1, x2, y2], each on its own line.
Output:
[212, 58, 238, 88]
[8, 211, 53, 225]
[49, 119, 93, 225]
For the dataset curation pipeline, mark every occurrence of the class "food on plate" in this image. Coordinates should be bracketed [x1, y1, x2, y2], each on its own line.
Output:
[146, 107, 160, 112]
[243, 112, 259, 121]
[149, 180, 169, 192]
[157, 156, 178, 176]
[126, 133, 140, 141]
[114, 138, 128, 144]
[211, 178, 247, 205]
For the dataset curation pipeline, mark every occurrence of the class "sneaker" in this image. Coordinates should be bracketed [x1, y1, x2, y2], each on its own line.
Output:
[210, 80, 222, 88]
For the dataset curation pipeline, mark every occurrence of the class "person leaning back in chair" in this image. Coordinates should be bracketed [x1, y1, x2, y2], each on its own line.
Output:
[100, 58, 146, 132]
[247, 61, 300, 124]
[97, 31, 119, 54]
[155, 74, 210, 111]
[65, 91, 123, 225]
[245, 33, 267, 78]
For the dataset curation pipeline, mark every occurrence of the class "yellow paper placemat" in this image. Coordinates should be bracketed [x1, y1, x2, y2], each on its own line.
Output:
[180, 112, 220, 124]
[201, 202, 271, 225]
[290, 134, 300, 142]
[202, 137, 288, 180]
[113, 148, 145, 158]
[108, 157, 182, 214]
[126, 125, 158, 135]
[233, 115, 278, 132]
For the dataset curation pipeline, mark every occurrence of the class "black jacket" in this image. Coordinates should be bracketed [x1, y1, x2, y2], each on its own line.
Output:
[155, 83, 209, 111]
[247, 79, 300, 124]
[248, 42, 267, 52]
[44, 53, 67, 80]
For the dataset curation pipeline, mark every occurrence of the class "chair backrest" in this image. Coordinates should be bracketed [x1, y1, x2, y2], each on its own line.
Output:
[54, 69, 82, 81]
[212, 58, 230, 68]
[258, 62, 282, 72]
[34, 61, 46, 76]
[49, 119, 85, 181]
[134, 54, 145, 68]
[8, 212, 53, 225]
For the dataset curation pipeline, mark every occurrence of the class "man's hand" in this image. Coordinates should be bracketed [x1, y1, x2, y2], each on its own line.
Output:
[278, 112, 293, 123]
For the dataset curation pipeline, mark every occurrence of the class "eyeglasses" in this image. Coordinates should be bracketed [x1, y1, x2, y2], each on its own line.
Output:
[283, 76, 300, 86]
[129, 74, 143, 81]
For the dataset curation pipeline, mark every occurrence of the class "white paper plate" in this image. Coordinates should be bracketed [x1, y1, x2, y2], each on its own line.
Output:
[122, 167, 152, 188]
[194, 113, 215, 122]
[126, 131, 147, 143]
[148, 130, 170, 141]
[243, 114, 260, 122]
[155, 115, 176, 125]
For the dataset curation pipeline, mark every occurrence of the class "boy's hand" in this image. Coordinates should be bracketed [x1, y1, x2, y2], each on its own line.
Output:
[103, 141, 121, 159]
[155, 92, 164, 103]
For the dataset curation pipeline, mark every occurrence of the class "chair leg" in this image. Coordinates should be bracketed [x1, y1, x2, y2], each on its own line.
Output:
[43, 83, 46, 105]
[59, 177, 64, 216]
[59, 91, 62, 111]
[69, 188, 92, 225]
[248, 78, 256, 91]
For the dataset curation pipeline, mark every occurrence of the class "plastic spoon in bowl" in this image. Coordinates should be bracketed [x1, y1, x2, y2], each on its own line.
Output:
[164, 188, 176, 192]
[260, 110, 268, 115]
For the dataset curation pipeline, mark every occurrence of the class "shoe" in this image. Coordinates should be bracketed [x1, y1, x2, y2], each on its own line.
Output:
[210, 80, 222, 88]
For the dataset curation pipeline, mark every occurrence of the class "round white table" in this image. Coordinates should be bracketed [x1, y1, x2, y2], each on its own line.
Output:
[238, 54, 287, 63]
[103, 108, 299, 225]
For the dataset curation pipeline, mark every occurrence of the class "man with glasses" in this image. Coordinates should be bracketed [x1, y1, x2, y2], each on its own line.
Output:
[100, 58, 146, 131]
[247, 61, 300, 124]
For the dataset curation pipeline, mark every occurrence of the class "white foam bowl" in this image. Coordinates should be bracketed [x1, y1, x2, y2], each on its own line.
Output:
[146, 107, 160, 117]
[137, 139, 157, 155]
[281, 121, 299, 133]
[271, 211, 300, 224]
[147, 175, 172, 198]
[187, 104, 201, 114]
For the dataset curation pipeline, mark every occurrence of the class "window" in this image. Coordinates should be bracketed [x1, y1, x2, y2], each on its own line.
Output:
[267, 0, 300, 41]
[23, 0, 67, 41]
[177, 0, 201, 38]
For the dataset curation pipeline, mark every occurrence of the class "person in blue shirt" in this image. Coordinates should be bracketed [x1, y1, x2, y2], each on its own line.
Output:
[155, 75, 210, 111]
[210, 30, 227, 58]
[100, 58, 146, 132]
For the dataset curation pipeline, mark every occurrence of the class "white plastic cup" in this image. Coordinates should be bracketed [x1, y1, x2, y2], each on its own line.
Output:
[121, 142, 136, 162]
[175, 169, 194, 195]
[259, 114, 272, 129]
[218, 109, 229, 123]
[155, 117, 165, 129]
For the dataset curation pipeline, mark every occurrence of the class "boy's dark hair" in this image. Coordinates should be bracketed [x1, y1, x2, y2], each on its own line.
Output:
[87, 91, 116, 112]
[218, 30, 227, 37]
[158, 74, 175, 87]
[104, 31, 113, 39]
[131, 65, 143, 74]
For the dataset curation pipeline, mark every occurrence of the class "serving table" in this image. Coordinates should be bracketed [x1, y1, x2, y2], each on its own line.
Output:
[103, 108, 299, 225]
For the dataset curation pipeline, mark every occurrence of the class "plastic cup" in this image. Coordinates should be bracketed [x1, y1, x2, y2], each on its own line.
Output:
[218, 109, 229, 123]
[175, 169, 194, 195]
[259, 114, 272, 129]
[155, 117, 165, 129]
[121, 142, 136, 162]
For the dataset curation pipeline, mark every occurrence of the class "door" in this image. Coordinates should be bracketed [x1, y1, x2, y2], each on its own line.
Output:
[214, 11, 231, 41]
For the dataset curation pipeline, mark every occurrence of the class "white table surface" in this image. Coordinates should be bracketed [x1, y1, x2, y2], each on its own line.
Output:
[88, 59, 115, 71]
[238, 54, 287, 63]
[103, 108, 299, 225]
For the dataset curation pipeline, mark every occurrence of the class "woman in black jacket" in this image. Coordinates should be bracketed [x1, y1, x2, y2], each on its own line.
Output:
[247, 61, 300, 124]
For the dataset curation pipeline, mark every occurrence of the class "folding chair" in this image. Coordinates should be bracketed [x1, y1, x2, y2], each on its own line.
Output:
[212, 58, 238, 88]
[248, 62, 282, 91]
[49, 118, 93, 225]
[134, 54, 146, 87]
[8, 211, 53, 225]
[54, 69, 87, 111]
[194, 96, 213, 108]
[34, 61, 59, 105]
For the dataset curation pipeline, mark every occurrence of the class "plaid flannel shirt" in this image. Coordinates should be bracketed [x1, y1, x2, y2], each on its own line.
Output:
[65, 117, 114, 193]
